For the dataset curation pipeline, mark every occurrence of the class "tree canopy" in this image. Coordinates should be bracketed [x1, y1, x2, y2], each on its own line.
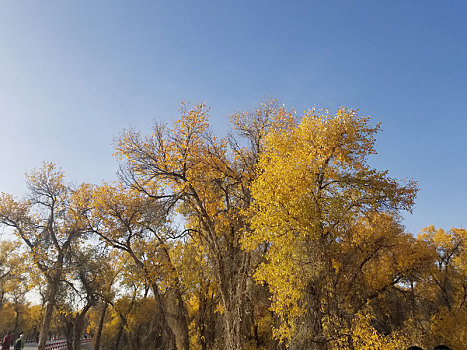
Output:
[0, 102, 465, 350]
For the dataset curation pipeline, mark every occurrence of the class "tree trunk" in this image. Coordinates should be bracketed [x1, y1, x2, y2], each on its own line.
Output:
[289, 284, 326, 350]
[73, 301, 94, 350]
[157, 237, 190, 350]
[217, 245, 250, 350]
[38, 278, 60, 350]
[65, 321, 73, 350]
[151, 283, 176, 350]
[223, 305, 243, 350]
[0, 289, 4, 311]
[198, 291, 208, 350]
[13, 306, 20, 333]
[94, 302, 108, 350]
[113, 322, 125, 350]
[219, 272, 247, 350]
[164, 288, 190, 350]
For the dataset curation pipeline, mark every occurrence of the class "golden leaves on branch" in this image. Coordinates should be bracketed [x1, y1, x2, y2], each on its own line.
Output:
[243, 107, 420, 345]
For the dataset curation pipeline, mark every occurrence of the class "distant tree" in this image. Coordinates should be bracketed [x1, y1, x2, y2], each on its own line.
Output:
[91, 250, 121, 350]
[0, 241, 29, 312]
[58, 246, 109, 350]
[171, 237, 221, 350]
[416, 227, 467, 349]
[0, 163, 88, 350]
[81, 183, 188, 350]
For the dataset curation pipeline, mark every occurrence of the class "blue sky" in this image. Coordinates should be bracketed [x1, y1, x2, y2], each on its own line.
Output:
[0, 1, 465, 235]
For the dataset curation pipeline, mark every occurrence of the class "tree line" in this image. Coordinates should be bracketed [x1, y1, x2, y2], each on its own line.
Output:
[0, 102, 465, 350]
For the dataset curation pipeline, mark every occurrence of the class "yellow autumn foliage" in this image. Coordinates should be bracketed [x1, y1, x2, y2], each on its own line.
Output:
[244, 107, 418, 346]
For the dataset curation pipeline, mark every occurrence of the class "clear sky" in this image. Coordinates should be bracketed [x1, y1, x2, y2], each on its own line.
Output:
[0, 1, 465, 235]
